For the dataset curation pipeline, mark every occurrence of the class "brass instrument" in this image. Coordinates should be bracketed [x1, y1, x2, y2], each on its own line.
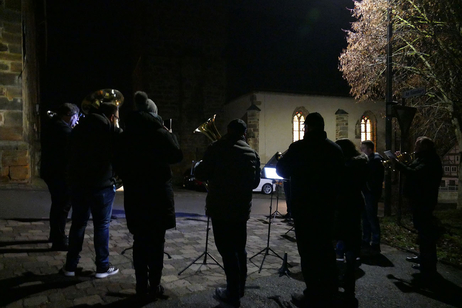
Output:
[81, 89, 124, 127]
[382, 151, 415, 169]
[193, 114, 222, 141]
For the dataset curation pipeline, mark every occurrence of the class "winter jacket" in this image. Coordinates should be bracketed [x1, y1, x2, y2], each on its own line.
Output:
[362, 152, 384, 197]
[276, 130, 344, 220]
[40, 117, 72, 181]
[69, 111, 122, 189]
[195, 134, 261, 221]
[117, 111, 183, 233]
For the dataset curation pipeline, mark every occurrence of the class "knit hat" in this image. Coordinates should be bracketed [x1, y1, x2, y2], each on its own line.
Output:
[227, 118, 247, 136]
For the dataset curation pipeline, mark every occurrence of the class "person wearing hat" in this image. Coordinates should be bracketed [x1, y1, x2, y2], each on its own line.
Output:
[195, 119, 261, 308]
[116, 91, 183, 299]
[40, 102, 80, 251]
[276, 112, 344, 308]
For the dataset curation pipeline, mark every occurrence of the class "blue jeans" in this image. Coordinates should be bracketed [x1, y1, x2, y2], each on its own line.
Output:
[362, 192, 381, 245]
[66, 185, 116, 272]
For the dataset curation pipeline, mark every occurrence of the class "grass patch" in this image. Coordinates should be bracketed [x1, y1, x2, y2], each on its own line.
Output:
[380, 209, 462, 268]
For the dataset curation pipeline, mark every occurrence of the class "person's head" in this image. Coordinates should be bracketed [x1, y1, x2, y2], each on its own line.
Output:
[57, 103, 80, 127]
[99, 102, 118, 123]
[414, 136, 435, 153]
[227, 118, 247, 138]
[304, 112, 324, 132]
[336, 138, 360, 159]
[360, 140, 375, 155]
[134, 91, 158, 114]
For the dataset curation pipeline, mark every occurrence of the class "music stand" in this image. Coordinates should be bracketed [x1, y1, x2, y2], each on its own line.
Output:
[178, 216, 224, 275]
[249, 184, 284, 273]
[269, 180, 285, 218]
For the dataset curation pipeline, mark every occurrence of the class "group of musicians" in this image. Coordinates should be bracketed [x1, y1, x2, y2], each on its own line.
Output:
[41, 90, 443, 308]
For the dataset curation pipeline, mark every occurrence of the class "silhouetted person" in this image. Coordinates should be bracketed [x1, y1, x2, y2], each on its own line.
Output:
[63, 101, 122, 279]
[276, 112, 344, 308]
[195, 119, 261, 308]
[394, 136, 443, 278]
[335, 139, 368, 307]
[360, 140, 384, 255]
[40, 103, 79, 251]
[117, 91, 183, 298]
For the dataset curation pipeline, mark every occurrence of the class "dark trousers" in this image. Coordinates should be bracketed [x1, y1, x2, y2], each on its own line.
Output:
[294, 216, 338, 304]
[45, 178, 72, 244]
[212, 218, 247, 299]
[133, 230, 166, 293]
[362, 192, 381, 245]
[413, 206, 438, 274]
[342, 227, 361, 299]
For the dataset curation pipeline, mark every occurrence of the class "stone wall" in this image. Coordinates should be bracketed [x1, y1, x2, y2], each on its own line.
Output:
[335, 109, 348, 140]
[0, 0, 40, 184]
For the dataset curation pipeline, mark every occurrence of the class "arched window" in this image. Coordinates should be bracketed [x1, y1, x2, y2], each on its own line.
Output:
[293, 111, 305, 142]
[360, 111, 377, 145]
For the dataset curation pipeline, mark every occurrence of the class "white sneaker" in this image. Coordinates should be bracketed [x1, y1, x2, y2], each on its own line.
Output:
[95, 264, 119, 279]
[62, 266, 75, 277]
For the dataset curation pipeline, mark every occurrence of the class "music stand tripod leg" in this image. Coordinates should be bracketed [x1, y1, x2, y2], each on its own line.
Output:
[178, 216, 223, 275]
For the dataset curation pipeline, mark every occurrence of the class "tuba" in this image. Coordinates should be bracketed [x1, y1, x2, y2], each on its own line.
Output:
[81, 89, 124, 127]
[193, 114, 222, 141]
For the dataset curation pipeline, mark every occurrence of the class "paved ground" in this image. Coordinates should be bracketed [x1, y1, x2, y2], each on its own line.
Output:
[1, 212, 462, 308]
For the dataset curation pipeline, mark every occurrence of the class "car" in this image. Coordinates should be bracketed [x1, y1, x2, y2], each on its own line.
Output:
[253, 178, 277, 195]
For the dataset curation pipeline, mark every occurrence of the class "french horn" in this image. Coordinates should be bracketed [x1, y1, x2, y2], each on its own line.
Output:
[193, 114, 222, 141]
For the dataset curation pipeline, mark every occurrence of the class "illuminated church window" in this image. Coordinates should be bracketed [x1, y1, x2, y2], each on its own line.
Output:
[293, 112, 305, 142]
[360, 112, 377, 145]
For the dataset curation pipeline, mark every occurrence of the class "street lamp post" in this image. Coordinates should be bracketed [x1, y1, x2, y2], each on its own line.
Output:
[384, 0, 393, 216]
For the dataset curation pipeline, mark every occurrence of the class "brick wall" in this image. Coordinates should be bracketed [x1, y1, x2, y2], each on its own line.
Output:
[0, 0, 40, 184]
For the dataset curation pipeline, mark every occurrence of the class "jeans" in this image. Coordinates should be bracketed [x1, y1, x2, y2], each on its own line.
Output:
[413, 206, 438, 273]
[133, 230, 166, 293]
[362, 192, 381, 245]
[66, 185, 115, 272]
[212, 218, 247, 299]
[44, 178, 72, 244]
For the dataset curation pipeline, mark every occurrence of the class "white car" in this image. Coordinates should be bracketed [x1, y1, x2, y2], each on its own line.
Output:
[253, 178, 277, 195]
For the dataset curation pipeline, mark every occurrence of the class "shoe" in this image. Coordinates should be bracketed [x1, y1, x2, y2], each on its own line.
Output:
[95, 264, 119, 278]
[412, 264, 421, 270]
[406, 255, 420, 263]
[291, 292, 307, 308]
[150, 285, 168, 299]
[51, 242, 69, 251]
[61, 265, 76, 277]
[214, 287, 240, 307]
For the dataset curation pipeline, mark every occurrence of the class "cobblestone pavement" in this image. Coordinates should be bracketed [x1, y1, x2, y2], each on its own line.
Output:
[0, 215, 302, 308]
[1, 215, 462, 308]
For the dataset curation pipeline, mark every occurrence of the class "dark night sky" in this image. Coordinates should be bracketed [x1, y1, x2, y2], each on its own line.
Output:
[42, 0, 354, 110]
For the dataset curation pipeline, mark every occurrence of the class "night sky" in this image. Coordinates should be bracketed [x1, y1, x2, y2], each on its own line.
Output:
[42, 0, 354, 110]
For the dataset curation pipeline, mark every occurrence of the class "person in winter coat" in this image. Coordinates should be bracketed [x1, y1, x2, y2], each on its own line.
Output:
[276, 112, 344, 308]
[394, 136, 443, 278]
[360, 140, 384, 255]
[40, 103, 79, 251]
[334, 139, 368, 307]
[195, 119, 260, 308]
[117, 91, 183, 298]
[63, 102, 122, 279]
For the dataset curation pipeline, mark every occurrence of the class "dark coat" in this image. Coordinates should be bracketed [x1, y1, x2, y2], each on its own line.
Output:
[40, 117, 72, 181]
[194, 134, 261, 221]
[117, 111, 183, 234]
[276, 130, 344, 221]
[396, 149, 443, 212]
[69, 112, 122, 189]
[335, 154, 368, 239]
[362, 152, 384, 197]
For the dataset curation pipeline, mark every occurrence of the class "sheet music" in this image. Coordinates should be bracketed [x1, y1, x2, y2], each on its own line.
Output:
[384, 150, 397, 160]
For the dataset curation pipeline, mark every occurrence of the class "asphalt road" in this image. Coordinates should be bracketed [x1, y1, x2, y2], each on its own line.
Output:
[0, 186, 287, 219]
